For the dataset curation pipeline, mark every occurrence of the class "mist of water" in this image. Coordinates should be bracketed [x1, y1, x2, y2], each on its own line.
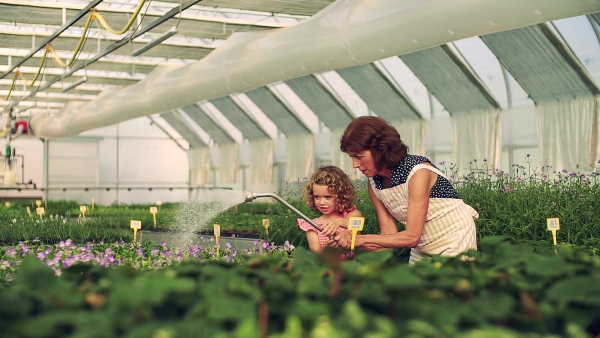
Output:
[172, 189, 248, 247]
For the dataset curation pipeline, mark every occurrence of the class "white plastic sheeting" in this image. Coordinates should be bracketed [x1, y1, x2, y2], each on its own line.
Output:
[285, 133, 314, 181]
[390, 119, 427, 156]
[29, 0, 600, 138]
[535, 96, 599, 171]
[249, 138, 274, 184]
[451, 109, 502, 174]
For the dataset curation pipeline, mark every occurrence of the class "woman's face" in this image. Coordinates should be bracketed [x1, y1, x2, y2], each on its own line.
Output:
[349, 150, 379, 177]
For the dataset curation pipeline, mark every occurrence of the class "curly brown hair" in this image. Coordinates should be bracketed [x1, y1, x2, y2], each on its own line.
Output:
[302, 165, 356, 214]
[340, 116, 409, 171]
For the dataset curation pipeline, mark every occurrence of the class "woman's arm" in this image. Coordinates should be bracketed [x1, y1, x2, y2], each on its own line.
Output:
[367, 182, 398, 235]
[333, 169, 435, 251]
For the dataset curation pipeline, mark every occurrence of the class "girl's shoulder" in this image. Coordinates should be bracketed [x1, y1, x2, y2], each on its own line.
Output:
[340, 204, 358, 217]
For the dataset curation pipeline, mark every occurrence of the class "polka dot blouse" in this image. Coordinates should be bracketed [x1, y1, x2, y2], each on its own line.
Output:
[373, 155, 460, 199]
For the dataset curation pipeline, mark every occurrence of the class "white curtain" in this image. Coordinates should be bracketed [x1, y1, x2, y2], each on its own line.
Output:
[451, 109, 502, 174]
[330, 128, 356, 177]
[390, 119, 427, 156]
[191, 147, 211, 185]
[285, 133, 314, 180]
[249, 138, 274, 184]
[217, 142, 238, 184]
[535, 96, 599, 172]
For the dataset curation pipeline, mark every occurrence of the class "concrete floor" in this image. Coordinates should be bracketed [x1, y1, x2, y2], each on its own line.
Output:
[140, 230, 263, 252]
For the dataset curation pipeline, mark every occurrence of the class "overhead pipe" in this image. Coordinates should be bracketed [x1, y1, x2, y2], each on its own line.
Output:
[29, 0, 600, 138]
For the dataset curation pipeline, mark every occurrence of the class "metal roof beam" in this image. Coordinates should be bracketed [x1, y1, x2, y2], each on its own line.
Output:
[0, 0, 104, 80]
[5, 0, 203, 109]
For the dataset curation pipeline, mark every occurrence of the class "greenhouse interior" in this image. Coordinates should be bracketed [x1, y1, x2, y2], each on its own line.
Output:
[0, 0, 599, 337]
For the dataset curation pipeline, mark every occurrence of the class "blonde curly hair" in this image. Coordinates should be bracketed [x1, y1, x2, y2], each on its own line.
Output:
[302, 166, 356, 214]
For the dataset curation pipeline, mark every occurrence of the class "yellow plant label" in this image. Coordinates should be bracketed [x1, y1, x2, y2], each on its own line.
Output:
[80, 205, 87, 213]
[35, 200, 42, 207]
[4, 201, 10, 208]
[150, 206, 158, 214]
[36, 207, 45, 215]
[156, 200, 162, 206]
[262, 219, 270, 229]
[348, 217, 365, 231]
[213, 224, 221, 236]
[130, 220, 142, 230]
[546, 218, 560, 231]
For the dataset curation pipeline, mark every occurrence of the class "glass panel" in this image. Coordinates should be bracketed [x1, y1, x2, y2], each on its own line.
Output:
[452, 37, 507, 108]
[198, 101, 243, 143]
[316, 71, 367, 117]
[231, 93, 278, 139]
[376, 56, 448, 119]
[552, 16, 600, 86]
[268, 82, 320, 133]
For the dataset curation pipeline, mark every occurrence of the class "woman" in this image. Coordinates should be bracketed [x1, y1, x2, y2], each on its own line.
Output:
[332, 116, 478, 263]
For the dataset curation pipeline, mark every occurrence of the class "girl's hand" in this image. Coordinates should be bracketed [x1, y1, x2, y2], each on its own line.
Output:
[321, 218, 341, 236]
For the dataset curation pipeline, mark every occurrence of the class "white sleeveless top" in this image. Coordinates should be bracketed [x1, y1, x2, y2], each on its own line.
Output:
[369, 163, 478, 264]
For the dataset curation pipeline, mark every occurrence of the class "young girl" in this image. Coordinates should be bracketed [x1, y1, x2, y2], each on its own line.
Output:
[297, 165, 362, 252]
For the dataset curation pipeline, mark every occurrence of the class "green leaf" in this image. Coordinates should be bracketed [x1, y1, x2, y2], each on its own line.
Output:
[380, 266, 422, 290]
[355, 250, 393, 265]
[546, 276, 600, 306]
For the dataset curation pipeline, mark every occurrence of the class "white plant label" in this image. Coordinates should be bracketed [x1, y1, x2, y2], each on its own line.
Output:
[546, 218, 560, 231]
[130, 220, 142, 230]
[348, 217, 365, 231]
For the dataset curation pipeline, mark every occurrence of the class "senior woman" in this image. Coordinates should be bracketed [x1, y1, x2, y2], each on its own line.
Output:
[331, 116, 478, 263]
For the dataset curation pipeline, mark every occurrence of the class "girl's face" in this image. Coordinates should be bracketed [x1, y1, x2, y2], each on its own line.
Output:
[349, 150, 379, 177]
[312, 184, 337, 217]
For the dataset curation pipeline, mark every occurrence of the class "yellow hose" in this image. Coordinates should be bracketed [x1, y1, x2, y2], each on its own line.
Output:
[91, 0, 148, 35]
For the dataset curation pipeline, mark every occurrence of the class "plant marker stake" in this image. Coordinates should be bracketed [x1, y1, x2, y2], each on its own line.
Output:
[262, 219, 270, 241]
[80, 205, 87, 223]
[26, 206, 33, 220]
[214, 224, 221, 256]
[4, 201, 10, 208]
[150, 207, 158, 228]
[130, 220, 142, 242]
[156, 200, 162, 210]
[150, 206, 158, 228]
[91, 197, 95, 210]
[348, 217, 365, 251]
[546, 218, 560, 253]
[36, 207, 45, 219]
[35, 200, 41, 208]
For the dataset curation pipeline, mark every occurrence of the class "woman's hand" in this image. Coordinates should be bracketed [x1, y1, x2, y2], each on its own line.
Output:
[329, 230, 352, 249]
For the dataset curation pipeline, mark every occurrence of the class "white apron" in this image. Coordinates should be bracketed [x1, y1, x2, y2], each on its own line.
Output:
[369, 163, 478, 264]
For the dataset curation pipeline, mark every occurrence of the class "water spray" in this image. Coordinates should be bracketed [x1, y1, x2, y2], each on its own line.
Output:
[243, 191, 324, 232]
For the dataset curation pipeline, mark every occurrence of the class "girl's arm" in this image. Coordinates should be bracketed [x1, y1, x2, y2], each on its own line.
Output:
[306, 231, 323, 252]
[333, 169, 434, 251]
[321, 206, 362, 236]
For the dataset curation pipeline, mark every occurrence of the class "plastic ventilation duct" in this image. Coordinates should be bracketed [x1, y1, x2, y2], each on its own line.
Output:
[29, 0, 600, 138]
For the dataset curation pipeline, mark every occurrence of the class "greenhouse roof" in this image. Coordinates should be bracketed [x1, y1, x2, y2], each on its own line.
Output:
[0, 1, 599, 148]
